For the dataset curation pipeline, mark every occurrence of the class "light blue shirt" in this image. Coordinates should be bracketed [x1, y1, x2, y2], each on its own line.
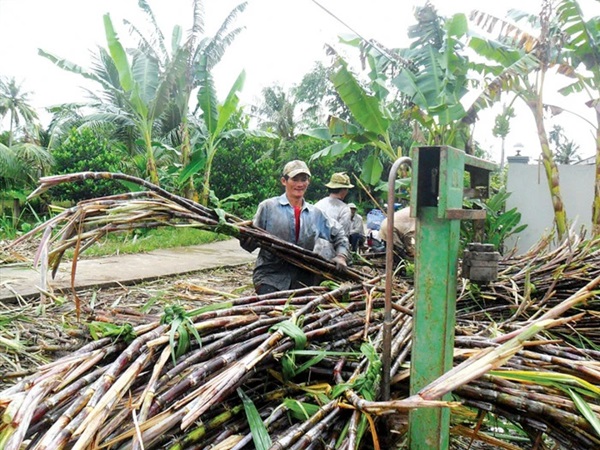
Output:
[242, 193, 349, 291]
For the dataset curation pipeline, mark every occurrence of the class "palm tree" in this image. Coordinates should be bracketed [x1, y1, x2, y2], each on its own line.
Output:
[0, 76, 39, 146]
[0, 77, 51, 226]
[39, 0, 248, 191]
[253, 85, 297, 140]
[129, 0, 248, 199]
[492, 104, 515, 170]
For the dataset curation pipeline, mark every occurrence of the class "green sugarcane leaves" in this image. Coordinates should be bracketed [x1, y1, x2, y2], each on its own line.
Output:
[88, 322, 136, 343]
[161, 305, 202, 364]
[237, 388, 272, 450]
[282, 399, 320, 421]
[491, 369, 600, 437]
[271, 319, 307, 350]
[569, 388, 600, 437]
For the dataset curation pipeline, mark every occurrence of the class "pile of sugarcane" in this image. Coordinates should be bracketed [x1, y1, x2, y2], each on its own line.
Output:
[3, 172, 600, 448]
[2, 272, 600, 449]
[0, 282, 451, 449]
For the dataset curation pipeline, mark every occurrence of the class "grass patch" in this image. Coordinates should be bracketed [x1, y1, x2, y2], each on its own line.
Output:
[68, 227, 227, 258]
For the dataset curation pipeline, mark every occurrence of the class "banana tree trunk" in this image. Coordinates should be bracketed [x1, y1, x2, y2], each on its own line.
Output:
[592, 108, 600, 236]
[179, 118, 197, 201]
[200, 155, 214, 207]
[12, 198, 20, 228]
[528, 99, 568, 240]
[143, 130, 160, 186]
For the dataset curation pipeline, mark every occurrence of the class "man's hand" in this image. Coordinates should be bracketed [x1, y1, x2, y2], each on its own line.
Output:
[239, 235, 258, 252]
[332, 255, 347, 271]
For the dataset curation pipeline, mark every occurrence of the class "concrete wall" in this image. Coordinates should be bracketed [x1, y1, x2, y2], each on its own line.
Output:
[505, 163, 594, 254]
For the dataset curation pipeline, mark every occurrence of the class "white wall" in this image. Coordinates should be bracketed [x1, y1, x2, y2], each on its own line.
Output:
[505, 163, 594, 255]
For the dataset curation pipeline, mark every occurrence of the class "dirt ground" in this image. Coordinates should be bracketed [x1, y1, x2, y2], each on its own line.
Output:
[0, 261, 256, 389]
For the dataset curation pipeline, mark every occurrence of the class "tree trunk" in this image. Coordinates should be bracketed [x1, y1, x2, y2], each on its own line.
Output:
[143, 132, 160, 186]
[592, 107, 600, 236]
[529, 99, 568, 240]
[179, 118, 197, 201]
[12, 197, 20, 229]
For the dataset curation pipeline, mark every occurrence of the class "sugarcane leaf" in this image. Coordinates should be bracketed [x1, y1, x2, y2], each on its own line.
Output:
[87, 322, 136, 343]
[169, 317, 183, 364]
[568, 388, 600, 437]
[189, 301, 233, 317]
[271, 320, 307, 350]
[356, 414, 370, 448]
[186, 318, 203, 350]
[175, 324, 190, 359]
[282, 399, 320, 421]
[281, 353, 296, 380]
[490, 370, 600, 396]
[237, 388, 272, 450]
[330, 383, 353, 398]
[292, 353, 327, 376]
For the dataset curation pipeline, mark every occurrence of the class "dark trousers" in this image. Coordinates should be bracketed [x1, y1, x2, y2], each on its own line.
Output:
[349, 233, 365, 252]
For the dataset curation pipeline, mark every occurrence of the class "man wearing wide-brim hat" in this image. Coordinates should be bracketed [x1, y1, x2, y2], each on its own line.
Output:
[314, 172, 354, 261]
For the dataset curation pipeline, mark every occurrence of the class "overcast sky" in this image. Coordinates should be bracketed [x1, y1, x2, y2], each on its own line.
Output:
[0, 0, 598, 163]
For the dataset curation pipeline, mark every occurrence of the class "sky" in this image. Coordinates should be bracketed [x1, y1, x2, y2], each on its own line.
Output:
[0, 0, 598, 165]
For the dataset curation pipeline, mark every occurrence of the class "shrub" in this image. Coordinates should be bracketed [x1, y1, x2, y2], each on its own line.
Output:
[50, 128, 124, 202]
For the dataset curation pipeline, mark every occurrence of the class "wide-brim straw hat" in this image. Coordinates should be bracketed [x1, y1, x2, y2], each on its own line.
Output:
[325, 172, 354, 189]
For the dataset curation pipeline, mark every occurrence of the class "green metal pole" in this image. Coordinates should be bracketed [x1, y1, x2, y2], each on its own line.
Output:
[408, 206, 460, 450]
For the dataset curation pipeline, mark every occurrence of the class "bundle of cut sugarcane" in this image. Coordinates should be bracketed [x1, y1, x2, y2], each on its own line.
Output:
[5, 173, 600, 448]
[5, 172, 373, 287]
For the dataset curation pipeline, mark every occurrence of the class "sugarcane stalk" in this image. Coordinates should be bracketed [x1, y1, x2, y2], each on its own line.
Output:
[70, 348, 155, 450]
[4, 380, 54, 450]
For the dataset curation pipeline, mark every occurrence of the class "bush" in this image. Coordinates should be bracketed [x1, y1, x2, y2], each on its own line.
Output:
[210, 136, 280, 218]
[210, 135, 372, 217]
[50, 128, 124, 202]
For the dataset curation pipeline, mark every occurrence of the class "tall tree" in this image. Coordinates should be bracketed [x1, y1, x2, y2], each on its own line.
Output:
[253, 85, 297, 140]
[0, 77, 51, 225]
[492, 104, 515, 170]
[39, 0, 248, 192]
[555, 0, 600, 234]
[129, 0, 248, 198]
[469, 0, 571, 239]
[0, 77, 39, 146]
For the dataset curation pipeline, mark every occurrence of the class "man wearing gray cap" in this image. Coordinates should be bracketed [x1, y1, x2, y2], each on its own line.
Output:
[240, 160, 350, 295]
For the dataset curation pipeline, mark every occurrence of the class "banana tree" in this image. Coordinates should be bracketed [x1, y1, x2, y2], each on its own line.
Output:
[555, 0, 600, 234]
[303, 46, 408, 186]
[130, 0, 248, 199]
[178, 58, 277, 206]
[306, 6, 480, 186]
[468, 1, 570, 240]
[39, 14, 176, 186]
[392, 11, 476, 151]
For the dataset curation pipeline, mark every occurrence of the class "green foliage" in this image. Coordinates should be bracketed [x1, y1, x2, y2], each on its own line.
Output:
[161, 305, 202, 364]
[237, 388, 272, 450]
[549, 125, 581, 165]
[65, 227, 222, 258]
[461, 187, 527, 253]
[210, 136, 280, 218]
[50, 128, 123, 201]
[88, 321, 136, 343]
